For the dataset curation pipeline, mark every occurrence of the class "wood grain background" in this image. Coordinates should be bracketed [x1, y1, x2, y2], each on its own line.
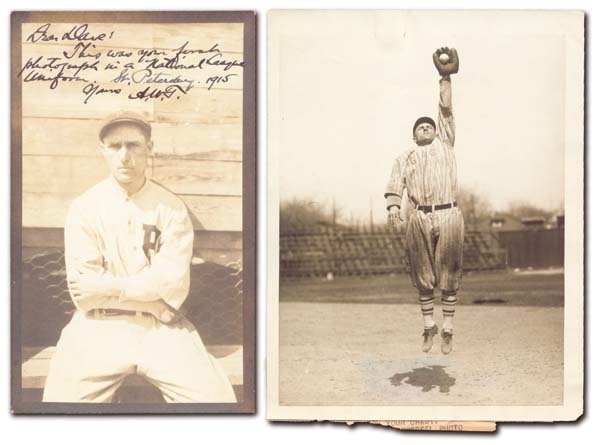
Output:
[21, 22, 244, 264]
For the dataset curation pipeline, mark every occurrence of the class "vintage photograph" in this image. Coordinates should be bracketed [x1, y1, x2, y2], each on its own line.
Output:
[267, 10, 583, 421]
[11, 11, 256, 413]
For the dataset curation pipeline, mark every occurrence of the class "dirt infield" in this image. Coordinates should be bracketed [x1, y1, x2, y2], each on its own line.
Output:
[279, 271, 564, 406]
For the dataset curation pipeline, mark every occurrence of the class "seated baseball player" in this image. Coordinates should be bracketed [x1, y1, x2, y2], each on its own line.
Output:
[385, 47, 464, 355]
[43, 111, 236, 403]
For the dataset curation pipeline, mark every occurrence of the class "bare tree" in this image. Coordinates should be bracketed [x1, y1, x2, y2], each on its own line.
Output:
[507, 201, 555, 220]
[455, 187, 494, 229]
[280, 198, 329, 232]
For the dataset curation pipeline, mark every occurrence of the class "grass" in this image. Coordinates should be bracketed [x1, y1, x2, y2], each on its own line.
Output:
[280, 270, 564, 307]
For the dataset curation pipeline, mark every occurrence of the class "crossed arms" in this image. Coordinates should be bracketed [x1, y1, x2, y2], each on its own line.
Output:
[64, 201, 194, 323]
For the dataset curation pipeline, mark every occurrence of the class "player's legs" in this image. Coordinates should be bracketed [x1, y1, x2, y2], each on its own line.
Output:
[406, 212, 437, 299]
[435, 207, 464, 298]
[43, 312, 138, 402]
[406, 212, 440, 351]
[139, 318, 236, 403]
[433, 207, 464, 353]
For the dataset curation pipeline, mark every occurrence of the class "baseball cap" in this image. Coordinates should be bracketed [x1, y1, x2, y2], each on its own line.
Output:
[412, 116, 436, 135]
[98, 111, 152, 141]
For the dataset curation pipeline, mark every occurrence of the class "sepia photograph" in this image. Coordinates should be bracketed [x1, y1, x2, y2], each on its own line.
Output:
[267, 10, 583, 421]
[11, 11, 256, 413]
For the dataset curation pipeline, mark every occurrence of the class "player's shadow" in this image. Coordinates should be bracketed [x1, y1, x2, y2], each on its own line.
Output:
[389, 365, 456, 394]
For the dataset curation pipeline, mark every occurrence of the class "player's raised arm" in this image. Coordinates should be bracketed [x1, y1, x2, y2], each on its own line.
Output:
[432, 47, 459, 146]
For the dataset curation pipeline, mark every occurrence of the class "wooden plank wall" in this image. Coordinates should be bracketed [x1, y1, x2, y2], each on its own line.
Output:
[20, 22, 244, 263]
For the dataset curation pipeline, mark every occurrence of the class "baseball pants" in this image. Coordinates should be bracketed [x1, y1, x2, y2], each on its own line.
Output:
[42, 311, 237, 403]
[405, 206, 464, 296]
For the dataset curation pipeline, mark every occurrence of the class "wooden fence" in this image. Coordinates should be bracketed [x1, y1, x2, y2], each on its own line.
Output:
[496, 228, 564, 269]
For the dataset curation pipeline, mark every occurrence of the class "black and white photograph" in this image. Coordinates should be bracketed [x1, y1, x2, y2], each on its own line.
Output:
[267, 10, 583, 421]
[11, 11, 256, 413]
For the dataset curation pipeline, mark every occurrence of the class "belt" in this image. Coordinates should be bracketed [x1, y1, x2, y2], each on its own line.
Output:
[88, 308, 150, 319]
[416, 201, 458, 213]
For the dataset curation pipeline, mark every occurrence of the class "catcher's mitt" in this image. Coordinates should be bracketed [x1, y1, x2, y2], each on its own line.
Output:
[432, 47, 459, 76]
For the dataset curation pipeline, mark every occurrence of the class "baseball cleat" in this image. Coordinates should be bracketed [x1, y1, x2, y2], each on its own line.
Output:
[441, 329, 454, 354]
[421, 324, 439, 352]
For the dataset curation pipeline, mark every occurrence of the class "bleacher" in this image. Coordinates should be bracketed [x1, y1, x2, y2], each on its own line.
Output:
[280, 226, 506, 278]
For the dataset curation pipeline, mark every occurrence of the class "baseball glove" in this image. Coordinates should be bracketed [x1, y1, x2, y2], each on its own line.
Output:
[432, 47, 459, 76]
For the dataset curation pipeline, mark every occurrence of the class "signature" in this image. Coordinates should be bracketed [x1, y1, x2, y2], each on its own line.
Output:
[128, 84, 188, 102]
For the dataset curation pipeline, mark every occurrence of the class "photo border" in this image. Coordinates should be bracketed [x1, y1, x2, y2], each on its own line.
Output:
[10, 10, 257, 414]
[266, 9, 584, 422]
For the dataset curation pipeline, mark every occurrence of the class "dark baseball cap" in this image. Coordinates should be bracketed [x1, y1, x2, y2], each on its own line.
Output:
[413, 116, 436, 135]
[99, 111, 152, 141]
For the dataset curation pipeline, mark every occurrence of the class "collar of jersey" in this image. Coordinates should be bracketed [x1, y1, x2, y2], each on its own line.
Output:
[107, 175, 150, 201]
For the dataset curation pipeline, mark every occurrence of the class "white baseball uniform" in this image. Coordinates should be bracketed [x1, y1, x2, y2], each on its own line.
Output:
[42, 177, 236, 403]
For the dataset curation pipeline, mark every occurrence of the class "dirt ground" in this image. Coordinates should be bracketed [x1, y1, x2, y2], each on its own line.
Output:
[279, 271, 564, 406]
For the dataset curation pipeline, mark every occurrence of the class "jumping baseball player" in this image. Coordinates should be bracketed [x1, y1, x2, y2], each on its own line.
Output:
[43, 111, 237, 403]
[385, 47, 464, 355]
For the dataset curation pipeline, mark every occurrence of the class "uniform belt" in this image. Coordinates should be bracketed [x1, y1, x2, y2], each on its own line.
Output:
[88, 308, 150, 318]
[416, 201, 458, 213]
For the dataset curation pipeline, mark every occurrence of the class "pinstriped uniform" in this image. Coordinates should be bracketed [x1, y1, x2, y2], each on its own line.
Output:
[385, 77, 464, 297]
[405, 207, 464, 294]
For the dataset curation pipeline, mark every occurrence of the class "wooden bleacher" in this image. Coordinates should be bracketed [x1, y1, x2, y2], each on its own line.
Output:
[280, 227, 507, 278]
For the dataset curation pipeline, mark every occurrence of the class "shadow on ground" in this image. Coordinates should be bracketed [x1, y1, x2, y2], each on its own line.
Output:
[389, 365, 456, 394]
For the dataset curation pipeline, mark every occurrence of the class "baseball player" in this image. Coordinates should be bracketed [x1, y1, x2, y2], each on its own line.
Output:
[43, 111, 237, 403]
[385, 47, 464, 355]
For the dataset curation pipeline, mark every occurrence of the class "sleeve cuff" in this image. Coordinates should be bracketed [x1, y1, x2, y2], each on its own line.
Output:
[386, 194, 402, 210]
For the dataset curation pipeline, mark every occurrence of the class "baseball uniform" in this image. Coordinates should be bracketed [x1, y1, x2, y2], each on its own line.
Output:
[385, 75, 464, 342]
[43, 177, 236, 403]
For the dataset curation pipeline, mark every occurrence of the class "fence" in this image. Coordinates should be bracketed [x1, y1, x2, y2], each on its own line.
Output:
[280, 226, 507, 278]
[21, 249, 243, 347]
[496, 228, 564, 269]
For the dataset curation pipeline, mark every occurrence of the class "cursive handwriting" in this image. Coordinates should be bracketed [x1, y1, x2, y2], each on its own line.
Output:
[25, 23, 59, 43]
[199, 52, 244, 71]
[82, 82, 122, 104]
[128, 84, 188, 102]
[206, 74, 237, 90]
[25, 23, 112, 43]
[112, 68, 195, 92]
[18, 56, 99, 79]
[22, 69, 88, 90]
[20, 26, 243, 103]
[61, 24, 110, 42]
[62, 42, 102, 60]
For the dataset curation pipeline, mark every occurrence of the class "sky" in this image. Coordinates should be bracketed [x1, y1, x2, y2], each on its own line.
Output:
[273, 11, 575, 223]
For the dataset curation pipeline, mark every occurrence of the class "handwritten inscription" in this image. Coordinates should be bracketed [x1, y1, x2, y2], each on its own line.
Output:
[19, 23, 244, 103]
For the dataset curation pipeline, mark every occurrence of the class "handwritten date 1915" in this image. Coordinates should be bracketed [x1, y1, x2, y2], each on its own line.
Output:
[128, 85, 188, 102]
[206, 74, 237, 91]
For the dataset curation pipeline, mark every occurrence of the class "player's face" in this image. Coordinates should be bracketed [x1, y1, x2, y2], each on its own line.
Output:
[414, 123, 436, 146]
[101, 123, 153, 188]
